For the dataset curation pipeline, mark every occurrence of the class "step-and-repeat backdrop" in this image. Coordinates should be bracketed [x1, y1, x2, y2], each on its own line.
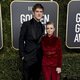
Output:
[66, 1, 80, 49]
[0, 1, 80, 50]
[0, 4, 3, 49]
[10, 1, 59, 50]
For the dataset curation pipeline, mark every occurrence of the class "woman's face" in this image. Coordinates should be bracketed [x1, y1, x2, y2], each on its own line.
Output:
[46, 24, 55, 36]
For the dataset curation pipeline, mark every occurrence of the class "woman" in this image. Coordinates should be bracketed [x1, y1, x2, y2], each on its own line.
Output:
[41, 22, 62, 80]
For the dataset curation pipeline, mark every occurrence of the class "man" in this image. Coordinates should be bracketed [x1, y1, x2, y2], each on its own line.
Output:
[19, 3, 45, 80]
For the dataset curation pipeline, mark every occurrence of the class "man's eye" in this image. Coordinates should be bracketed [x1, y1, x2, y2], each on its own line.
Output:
[36, 11, 39, 12]
[40, 11, 43, 13]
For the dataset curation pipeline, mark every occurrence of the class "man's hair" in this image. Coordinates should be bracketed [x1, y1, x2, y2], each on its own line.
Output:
[32, 3, 44, 12]
[46, 21, 55, 27]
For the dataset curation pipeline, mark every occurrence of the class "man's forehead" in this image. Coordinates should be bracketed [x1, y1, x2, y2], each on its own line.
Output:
[35, 8, 43, 11]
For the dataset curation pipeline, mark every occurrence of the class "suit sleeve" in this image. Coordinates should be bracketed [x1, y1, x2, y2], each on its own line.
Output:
[19, 22, 28, 58]
[42, 25, 45, 35]
[41, 37, 46, 50]
[57, 38, 62, 68]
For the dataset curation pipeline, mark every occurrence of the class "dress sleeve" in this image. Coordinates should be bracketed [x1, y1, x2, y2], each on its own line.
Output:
[57, 38, 62, 68]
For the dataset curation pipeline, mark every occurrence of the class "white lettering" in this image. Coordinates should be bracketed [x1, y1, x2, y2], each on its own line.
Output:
[75, 24, 80, 33]
[41, 14, 50, 24]
[76, 13, 80, 23]
[20, 14, 26, 24]
[28, 6, 32, 11]
[74, 34, 80, 42]
[20, 14, 50, 24]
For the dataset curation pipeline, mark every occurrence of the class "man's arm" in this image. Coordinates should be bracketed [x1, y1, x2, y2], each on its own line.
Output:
[19, 22, 27, 59]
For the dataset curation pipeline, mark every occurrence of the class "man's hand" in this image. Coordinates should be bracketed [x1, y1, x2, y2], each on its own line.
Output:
[22, 57, 24, 60]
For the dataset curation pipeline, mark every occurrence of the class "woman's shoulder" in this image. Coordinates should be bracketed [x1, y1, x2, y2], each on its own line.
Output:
[41, 34, 47, 41]
[42, 34, 48, 39]
[53, 36, 61, 42]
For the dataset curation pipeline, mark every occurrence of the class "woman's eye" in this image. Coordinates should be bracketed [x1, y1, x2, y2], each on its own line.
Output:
[46, 28, 53, 30]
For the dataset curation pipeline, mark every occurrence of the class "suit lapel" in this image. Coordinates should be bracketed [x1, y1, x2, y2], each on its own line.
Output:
[30, 19, 37, 40]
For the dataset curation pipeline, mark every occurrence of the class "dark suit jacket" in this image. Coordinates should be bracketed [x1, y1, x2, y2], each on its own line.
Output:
[19, 18, 44, 66]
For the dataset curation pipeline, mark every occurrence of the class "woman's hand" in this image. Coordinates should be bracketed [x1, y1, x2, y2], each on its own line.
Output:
[56, 67, 61, 74]
[47, 52, 55, 55]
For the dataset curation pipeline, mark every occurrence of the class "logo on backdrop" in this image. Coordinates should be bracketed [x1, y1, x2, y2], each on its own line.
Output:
[0, 4, 3, 49]
[66, 1, 80, 49]
[10, 1, 59, 50]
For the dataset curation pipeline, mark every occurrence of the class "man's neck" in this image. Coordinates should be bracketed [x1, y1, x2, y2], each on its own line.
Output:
[34, 17, 40, 22]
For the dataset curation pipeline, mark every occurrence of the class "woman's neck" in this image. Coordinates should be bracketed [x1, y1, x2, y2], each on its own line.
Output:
[48, 34, 53, 37]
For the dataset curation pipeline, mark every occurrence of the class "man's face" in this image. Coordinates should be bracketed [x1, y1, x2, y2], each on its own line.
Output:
[33, 8, 44, 20]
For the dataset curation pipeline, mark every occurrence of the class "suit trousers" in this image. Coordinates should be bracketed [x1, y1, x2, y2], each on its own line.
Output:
[42, 65, 60, 80]
[22, 61, 41, 80]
